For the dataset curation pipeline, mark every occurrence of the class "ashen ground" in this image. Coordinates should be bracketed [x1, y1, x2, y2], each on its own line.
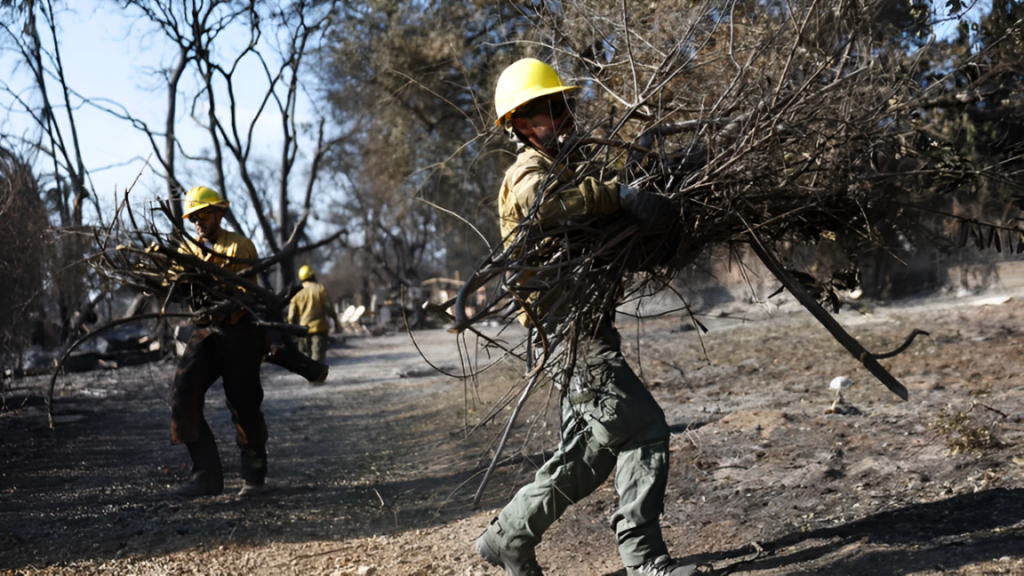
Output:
[3, 270, 1024, 575]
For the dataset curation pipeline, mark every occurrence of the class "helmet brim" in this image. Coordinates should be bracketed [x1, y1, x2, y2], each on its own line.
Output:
[495, 85, 579, 127]
[185, 199, 233, 217]
[182, 201, 230, 219]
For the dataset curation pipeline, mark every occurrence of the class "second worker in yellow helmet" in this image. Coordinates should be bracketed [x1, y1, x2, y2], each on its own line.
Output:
[171, 185, 269, 499]
[288, 265, 341, 363]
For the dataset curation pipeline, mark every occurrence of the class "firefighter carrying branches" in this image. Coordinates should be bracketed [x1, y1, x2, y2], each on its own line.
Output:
[474, 59, 697, 576]
[170, 185, 270, 498]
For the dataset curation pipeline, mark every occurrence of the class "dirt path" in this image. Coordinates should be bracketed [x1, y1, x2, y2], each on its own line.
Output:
[3, 276, 1024, 575]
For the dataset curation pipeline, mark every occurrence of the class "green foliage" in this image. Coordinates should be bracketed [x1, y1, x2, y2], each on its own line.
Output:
[318, 2, 524, 288]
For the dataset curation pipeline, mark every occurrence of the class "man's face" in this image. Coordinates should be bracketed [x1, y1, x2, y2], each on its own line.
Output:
[189, 207, 224, 241]
[510, 94, 576, 155]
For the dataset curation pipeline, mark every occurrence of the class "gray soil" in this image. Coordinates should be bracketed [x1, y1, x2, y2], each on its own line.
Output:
[3, 265, 1024, 575]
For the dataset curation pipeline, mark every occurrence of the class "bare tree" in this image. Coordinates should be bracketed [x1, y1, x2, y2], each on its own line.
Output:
[0, 0, 354, 390]
[104, 0, 347, 289]
[317, 1, 524, 293]
[0, 0, 107, 344]
[0, 144, 49, 374]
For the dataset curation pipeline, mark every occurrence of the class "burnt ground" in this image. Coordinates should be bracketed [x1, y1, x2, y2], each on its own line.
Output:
[3, 265, 1024, 575]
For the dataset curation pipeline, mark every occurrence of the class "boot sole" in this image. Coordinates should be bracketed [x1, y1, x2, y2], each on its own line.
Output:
[238, 484, 266, 497]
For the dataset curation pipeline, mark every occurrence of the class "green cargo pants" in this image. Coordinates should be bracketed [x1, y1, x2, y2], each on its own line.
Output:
[484, 321, 671, 567]
[297, 332, 330, 363]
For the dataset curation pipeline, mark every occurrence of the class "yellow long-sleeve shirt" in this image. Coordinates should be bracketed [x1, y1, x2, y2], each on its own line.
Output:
[178, 229, 258, 278]
[498, 147, 621, 326]
[177, 229, 258, 324]
[288, 280, 338, 334]
[499, 147, 621, 246]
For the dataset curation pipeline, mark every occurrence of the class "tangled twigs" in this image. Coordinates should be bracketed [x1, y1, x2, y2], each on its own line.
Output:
[452, 0, 1024, 387]
[42, 190, 344, 428]
[471, 367, 545, 509]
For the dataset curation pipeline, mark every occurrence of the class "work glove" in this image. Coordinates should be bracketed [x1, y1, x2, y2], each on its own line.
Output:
[618, 184, 675, 228]
[618, 184, 640, 210]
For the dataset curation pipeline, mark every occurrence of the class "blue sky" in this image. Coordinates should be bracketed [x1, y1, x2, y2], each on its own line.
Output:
[1, 2, 318, 222]
[0, 0, 991, 222]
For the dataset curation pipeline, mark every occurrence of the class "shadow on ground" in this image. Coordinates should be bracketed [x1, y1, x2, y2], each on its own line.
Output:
[0, 358, 552, 571]
[649, 488, 1024, 576]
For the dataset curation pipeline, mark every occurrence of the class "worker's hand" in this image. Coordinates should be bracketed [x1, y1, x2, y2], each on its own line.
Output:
[619, 185, 674, 227]
[618, 184, 640, 209]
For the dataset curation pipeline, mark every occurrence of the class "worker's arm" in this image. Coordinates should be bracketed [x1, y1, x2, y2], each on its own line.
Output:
[166, 242, 195, 281]
[504, 161, 620, 230]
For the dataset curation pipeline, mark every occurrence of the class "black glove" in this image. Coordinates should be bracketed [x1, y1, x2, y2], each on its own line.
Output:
[619, 185, 675, 228]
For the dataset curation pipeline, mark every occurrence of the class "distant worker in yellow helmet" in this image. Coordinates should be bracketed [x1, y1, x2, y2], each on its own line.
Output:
[288, 265, 340, 363]
[475, 59, 694, 576]
[171, 185, 270, 499]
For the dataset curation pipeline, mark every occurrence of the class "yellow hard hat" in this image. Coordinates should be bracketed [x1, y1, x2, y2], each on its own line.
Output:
[298, 265, 315, 281]
[182, 185, 229, 219]
[494, 58, 578, 127]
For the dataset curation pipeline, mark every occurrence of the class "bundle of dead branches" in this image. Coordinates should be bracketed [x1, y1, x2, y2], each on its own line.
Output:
[472, 5, 1016, 334]
[36, 193, 327, 428]
[88, 196, 296, 333]
[443, 1, 1024, 428]
[445, 1, 1024, 504]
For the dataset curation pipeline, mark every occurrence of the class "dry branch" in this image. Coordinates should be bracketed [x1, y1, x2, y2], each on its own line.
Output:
[448, 1, 1024, 425]
[43, 190, 342, 427]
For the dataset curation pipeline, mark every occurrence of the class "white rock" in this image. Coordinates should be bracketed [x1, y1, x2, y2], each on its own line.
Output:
[829, 376, 854, 390]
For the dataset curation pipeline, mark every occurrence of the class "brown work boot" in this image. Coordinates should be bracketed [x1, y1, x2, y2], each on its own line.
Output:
[476, 530, 544, 576]
[173, 470, 223, 497]
[174, 428, 223, 497]
[626, 555, 698, 576]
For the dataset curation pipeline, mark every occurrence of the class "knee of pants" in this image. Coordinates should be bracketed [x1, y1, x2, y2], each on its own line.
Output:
[609, 441, 670, 530]
[231, 410, 268, 448]
[170, 404, 205, 444]
[170, 384, 209, 444]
